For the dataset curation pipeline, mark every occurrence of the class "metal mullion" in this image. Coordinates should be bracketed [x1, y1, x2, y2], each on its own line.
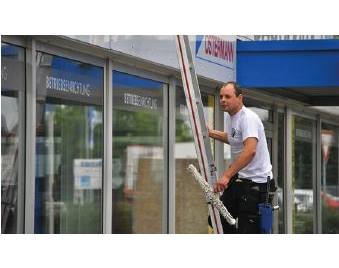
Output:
[168, 76, 176, 234]
[103, 59, 113, 234]
[272, 105, 279, 233]
[285, 107, 293, 234]
[24, 37, 36, 234]
[316, 114, 322, 233]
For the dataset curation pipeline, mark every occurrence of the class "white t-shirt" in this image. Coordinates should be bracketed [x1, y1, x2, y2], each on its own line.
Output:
[225, 106, 273, 183]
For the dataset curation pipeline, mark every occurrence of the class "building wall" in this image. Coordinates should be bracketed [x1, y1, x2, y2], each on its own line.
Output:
[66, 35, 236, 83]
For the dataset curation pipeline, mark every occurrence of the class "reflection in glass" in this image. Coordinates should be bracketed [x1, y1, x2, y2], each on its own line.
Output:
[112, 71, 165, 233]
[35, 53, 103, 233]
[321, 123, 339, 233]
[175, 87, 214, 233]
[1, 43, 25, 234]
[247, 107, 271, 122]
[292, 115, 315, 233]
[244, 99, 273, 123]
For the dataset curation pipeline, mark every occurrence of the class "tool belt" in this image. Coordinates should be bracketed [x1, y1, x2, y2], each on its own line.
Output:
[230, 175, 277, 205]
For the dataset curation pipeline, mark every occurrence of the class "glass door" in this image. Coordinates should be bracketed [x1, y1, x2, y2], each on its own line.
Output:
[1, 42, 25, 233]
[321, 123, 339, 233]
[174, 86, 215, 234]
[34, 52, 104, 233]
[112, 71, 165, 234]
[292, 115, 316, 233]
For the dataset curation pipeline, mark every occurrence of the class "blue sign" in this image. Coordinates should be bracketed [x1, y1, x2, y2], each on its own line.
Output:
[80, 176, 91, 188]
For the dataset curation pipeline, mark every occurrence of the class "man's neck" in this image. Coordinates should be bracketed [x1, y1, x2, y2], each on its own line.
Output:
[229, 104, 243, 116]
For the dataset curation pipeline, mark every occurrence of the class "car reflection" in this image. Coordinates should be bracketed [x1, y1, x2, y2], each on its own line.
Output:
[294, 189, 313, 212]
[277, 188, 314, 212]
[321, 192, 339, 209]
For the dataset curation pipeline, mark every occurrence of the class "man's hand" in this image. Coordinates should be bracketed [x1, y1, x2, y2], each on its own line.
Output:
[207, 126, 229, 144]
[207, 126, 211, 137]
[214, 175, 231, 193]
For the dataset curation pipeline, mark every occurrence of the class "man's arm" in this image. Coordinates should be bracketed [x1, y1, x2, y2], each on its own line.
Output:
[214, 137, 257, 192]
[208, 127, 229, 144]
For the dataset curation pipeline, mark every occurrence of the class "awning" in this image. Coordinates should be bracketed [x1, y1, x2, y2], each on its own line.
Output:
[237, 39, 339, 106]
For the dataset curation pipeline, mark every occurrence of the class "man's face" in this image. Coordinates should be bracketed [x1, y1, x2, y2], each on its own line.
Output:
[219, 84, 243, 115]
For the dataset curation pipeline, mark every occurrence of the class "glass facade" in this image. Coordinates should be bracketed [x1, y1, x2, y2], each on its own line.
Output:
[321, 123, 339, 233]
[1, 43, 25, 234]
[34, 53, 104, 233]
[112, 71, 165, 233]
[1, 36, 339, 234]
[175, 86, 215, 234]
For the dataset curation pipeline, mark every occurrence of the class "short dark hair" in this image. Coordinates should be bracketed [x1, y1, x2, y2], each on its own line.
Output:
[221, 81, 242, 96]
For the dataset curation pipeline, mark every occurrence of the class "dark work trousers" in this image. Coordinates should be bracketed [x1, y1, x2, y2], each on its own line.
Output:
[218, 174, 276, 234]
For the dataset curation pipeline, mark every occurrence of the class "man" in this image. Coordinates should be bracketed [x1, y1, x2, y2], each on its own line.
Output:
[208, 82, 275, 234]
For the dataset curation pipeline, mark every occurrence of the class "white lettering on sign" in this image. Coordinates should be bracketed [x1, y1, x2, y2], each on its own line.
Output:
[296, 128, 312, 139]
[204, 35, 234, 63]
[124, 93, 157, 110]
[46, 76, 90, 97]
[1, 66, 7, 81]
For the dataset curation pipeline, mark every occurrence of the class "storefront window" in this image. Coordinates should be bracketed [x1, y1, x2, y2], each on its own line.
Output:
[292, 115, 315, 233]
[112, 71, 165, 233]
[35, 53, 103, 233]
[244, 99, 273, 123]
[321, 123, 339, 233]
[175, 86, 214, 234]
[1, 43, 25, 234]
